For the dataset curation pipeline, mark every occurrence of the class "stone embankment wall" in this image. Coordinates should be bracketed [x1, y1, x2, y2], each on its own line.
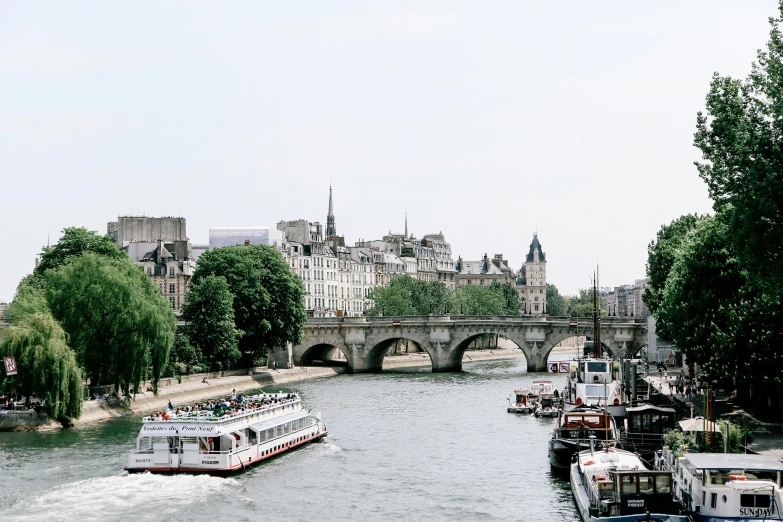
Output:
[0, 410, 61, 432]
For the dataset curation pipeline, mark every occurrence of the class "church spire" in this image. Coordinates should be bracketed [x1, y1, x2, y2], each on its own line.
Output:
[326, 183, 336, 238]
[404, 212, 408, 238]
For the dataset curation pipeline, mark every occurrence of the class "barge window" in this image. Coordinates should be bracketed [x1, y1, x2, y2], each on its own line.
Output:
[621, 476, 636, 494]
[587, 362, 607, 372]
[655, 475, 670, 494]
[741, 494, 771, 509]
[638, 476, 653, 495]
[710, 493, 717, 509]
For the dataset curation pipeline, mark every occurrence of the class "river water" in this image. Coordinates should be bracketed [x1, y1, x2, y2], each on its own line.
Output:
[0, 356, 579, 521]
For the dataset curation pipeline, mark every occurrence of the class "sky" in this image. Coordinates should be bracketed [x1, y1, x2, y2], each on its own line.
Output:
[0, 1, 778, 302]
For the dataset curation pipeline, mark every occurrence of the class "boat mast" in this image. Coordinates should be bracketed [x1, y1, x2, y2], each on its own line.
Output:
[593, 267, 601, 358]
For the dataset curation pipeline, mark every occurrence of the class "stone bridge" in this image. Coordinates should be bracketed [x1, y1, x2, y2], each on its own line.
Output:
[268, 315, 647, 373]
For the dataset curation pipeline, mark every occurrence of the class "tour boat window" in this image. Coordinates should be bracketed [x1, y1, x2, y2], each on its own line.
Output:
[655, 475, 671, 494]
[276, 425, 283, 437]
[621, 475, 637, 495]
[299, 418, 305, 429]
[284, 423, 290, 434]
[702, 491, 706, 506]
[741, 494, 771, 509]
[267, 429, 274, 440]
[587, 362, 607, 373]
[259, 431, 266, 442]
[711, 492, 717, 509]
[638, 475, 654, 495]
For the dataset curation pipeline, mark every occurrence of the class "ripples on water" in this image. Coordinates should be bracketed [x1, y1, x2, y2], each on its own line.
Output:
[0, 357, 580, 521]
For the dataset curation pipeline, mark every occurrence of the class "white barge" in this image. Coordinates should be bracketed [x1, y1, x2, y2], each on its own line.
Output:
[125, 392, 327, 474]
[656, 452, 783, 521]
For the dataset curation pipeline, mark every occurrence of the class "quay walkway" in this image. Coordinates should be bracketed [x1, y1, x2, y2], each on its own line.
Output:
[641, 368, 783, 460]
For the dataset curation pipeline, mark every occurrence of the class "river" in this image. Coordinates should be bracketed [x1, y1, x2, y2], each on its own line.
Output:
[0, 356, 579, 521]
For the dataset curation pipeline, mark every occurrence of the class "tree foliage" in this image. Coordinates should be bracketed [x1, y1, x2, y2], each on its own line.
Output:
[192, 245, 306, 366]
[33, 227, 124, 278]
[367, 275, 520, 316]
[546, 284, 567, 316]
[45, 253, 176, 394]
[643, 214, 705, 316]
[566, 288, 607, 318]
[181, 275, 241, 371]
[0, 312, 83, 420]
[657, 215, 745, 376]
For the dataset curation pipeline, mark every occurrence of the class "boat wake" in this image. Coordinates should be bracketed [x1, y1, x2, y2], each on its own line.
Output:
[2, 473, 238, 521]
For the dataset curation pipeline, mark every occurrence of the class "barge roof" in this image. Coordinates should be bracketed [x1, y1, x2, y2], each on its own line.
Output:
[683, 453, 783, 472]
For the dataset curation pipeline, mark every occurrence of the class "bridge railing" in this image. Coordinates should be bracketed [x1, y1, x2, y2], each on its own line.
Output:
[305, 315, 648, 325]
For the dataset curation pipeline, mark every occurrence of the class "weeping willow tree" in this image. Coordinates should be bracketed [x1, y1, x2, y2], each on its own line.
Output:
[45, 253, 176, 394]
[0, 312, 83, 420]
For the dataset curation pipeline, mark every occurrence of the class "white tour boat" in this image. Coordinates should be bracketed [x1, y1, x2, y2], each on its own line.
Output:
[125, 392, 327, 474]
[656, 452, 783, 521]
[534, 392, 560, 418]
[508, 387, 533, 414]
[571, 441, 689, 521]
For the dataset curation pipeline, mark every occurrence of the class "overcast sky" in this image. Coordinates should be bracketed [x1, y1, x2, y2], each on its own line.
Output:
[1, 1, 777, 302]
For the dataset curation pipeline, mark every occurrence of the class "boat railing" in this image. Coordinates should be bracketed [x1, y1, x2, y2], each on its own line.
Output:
[142, 399, 299, 422]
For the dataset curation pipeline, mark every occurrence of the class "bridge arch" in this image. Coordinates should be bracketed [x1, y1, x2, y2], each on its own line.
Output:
[446, 328, 532, 372]
[300, 343, 349, 367]
[361, 330, 434, 372]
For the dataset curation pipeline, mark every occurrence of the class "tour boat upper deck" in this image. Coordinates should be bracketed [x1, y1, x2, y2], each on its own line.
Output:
[125, 392, 327, 474]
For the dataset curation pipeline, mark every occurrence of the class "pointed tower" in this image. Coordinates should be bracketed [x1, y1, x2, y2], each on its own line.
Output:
[404, 213, 408, 238]
[326, 184, 336, 238]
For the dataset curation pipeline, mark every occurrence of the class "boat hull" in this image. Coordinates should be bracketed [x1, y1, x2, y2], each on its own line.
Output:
[570, 460, 689, 522]
[549, 438, 585, 469]
[125, 429, 326, 475]
[507, 406, 532, 414]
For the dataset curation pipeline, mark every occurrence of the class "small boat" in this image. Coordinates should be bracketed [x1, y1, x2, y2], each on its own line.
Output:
[125, 392, 327, 474]
[549, 406, 618, 470]
[508, 387, 533, 414]
[530, 379, 554, 409]
[571, 441, 689, 521]
[534, 392, 560, 418]
[656, 452, 783, 521]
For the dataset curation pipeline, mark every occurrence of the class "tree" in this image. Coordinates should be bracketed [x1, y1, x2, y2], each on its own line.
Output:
[182, 275, 241, 371]
[0, 312, 83, 421]
[694, 6, 783, 290]
[45, 253, 176, 394]
[368, 276, 448, 316]
[546, 284, 567, 316]
[7, 275, 48, 324]
[567, 288, 607, 318]
[490, 281, 521, 315]
[192, 245, 306, 366]
[657, 215, 745, 378]
[167, 336, 201, 376]
[453, 285, 506, 315]
[33, 227, 125, 278]
[643, 214, 704, 315]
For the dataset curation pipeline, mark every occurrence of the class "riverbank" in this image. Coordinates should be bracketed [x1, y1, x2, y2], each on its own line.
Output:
[71, 348, 525, 428]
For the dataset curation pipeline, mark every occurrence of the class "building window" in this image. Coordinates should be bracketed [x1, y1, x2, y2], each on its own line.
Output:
[169, 297, 176, 308]
[534, 304, 539, 311]
[169, 266, 175, 276]
[146, 266, 152, 275]
[169, 282, 176, 294]
[480, 279, 484, 286]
